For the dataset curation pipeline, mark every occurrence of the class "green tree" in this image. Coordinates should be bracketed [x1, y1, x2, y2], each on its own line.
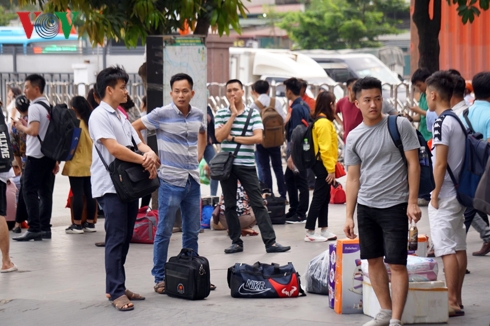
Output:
[413, 0, 490, 72]
[17, 0, 249, 47]
[0, 5, 17, 25]
[279, 0, 404, 50]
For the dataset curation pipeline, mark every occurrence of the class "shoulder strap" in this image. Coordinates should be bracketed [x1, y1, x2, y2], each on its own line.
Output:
[462, 108, 475, 134]
[254, 100, 265, 111]
[36, 101, 52, 144]
[94, 144, 110, 172]
[270, 98, 275, 108]
[233, 108, 254, 157]
[387, 116, 406, 164]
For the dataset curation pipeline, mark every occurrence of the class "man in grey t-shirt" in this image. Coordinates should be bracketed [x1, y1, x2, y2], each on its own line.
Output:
[343, 77, 421, 326]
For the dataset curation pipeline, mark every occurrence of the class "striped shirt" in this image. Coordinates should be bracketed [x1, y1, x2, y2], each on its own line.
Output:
[141, 103, 206, 187]
[215, 106, 263, 166]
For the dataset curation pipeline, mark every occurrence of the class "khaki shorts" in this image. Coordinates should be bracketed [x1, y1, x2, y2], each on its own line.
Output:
[428, 196, 466, 257]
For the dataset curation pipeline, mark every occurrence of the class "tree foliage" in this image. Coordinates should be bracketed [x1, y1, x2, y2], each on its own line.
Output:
[447, 0, 490, 23]
[279, 0, 407, 50]
[0, 5, 17, 25]
[16, 0, 249, 47]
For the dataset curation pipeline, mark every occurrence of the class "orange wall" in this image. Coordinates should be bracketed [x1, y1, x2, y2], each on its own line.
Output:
[411, 0, 490, 79]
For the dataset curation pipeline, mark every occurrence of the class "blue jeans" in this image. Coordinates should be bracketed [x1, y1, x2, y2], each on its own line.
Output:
[203, 144, 219, 196]
[152, 177, 201, 283]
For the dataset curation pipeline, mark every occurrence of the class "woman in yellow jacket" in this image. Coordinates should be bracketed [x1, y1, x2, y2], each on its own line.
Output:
[304, 91, 339, 242]
[63, 96, 97, 234]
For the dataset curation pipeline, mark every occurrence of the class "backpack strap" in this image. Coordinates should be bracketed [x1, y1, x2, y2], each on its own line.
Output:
[270, 98, 276, 108]
[36, 101, 52, 144]
[387, 116, 407, 165]
[462, 108, 475, 134]
[254, 100, 265, 111]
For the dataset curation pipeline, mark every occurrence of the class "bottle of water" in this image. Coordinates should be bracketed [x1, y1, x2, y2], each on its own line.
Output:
[303, 138, 310, 151]
[419, 147, 429, 166]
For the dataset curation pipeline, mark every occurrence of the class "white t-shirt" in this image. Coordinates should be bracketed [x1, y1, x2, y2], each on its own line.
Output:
[250, 94, 286, 120]
[26, 97, 51, 158]
[431, 113, 466, 198]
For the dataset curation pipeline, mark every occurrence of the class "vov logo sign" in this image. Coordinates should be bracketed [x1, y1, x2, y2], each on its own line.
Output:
[16, 11, 79, 40]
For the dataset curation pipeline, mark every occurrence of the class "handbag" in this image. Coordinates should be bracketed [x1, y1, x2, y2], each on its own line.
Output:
[335, 162, 346, 178]
[95, 137, 160, 202]
[330, 182, 346, 204]
[227, 262, 306, 298]
[209, 108, 254, 181]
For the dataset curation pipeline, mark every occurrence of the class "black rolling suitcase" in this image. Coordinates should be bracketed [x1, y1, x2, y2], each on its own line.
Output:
[165, 248, 211, 300]
[265, 195, 286, 224]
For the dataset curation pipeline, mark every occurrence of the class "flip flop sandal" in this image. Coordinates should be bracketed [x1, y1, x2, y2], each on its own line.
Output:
[154, 281, 166, 294]
[210, 284, 216, 291]
[125, 289, 145, 300]
[112, 294, 134, 312]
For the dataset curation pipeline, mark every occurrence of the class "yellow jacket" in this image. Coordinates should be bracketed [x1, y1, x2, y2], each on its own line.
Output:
[62, 120, 92, 177]
[313, 115, 338, 173]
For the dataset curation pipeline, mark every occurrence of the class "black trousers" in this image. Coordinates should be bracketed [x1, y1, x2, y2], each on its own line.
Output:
[69, 176, 96, 222]
[98, 193, 138, 299]
[284, 166, 309, 218]
[23, 156, 56, 233]
[15, 173, 28, 224]
[305, 161, 331, 230]
[220, 165, 276, 247]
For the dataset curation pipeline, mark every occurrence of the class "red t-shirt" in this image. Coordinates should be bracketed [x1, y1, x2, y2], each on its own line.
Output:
[336, 97, 363, 143]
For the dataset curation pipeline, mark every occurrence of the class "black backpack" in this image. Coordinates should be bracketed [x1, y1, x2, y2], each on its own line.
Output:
[37, 102, 81, 161]
[0, 109, 13, 172]
[290, 117, 323, 171]
[387, 115, 435, 198]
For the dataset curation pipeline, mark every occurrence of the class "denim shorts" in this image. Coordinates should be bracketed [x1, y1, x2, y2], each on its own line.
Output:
[357, 203, 408, 265]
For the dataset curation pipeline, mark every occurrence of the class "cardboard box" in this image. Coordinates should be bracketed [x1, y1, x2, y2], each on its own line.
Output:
[334, 239, 363, 314]
[328, 242, 337, 309]
[363, 276, 449, 324]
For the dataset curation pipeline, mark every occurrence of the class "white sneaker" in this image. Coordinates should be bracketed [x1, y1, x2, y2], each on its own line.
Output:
[304, 234, 328, 242]
[320, 230, 337, 241]
[363, 309, 392, 326]
[389, 321, 403, 326]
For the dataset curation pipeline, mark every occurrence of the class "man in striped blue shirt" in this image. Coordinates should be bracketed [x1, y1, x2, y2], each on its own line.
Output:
[132, 73, 207, 295]
[215, 79, 291, 254]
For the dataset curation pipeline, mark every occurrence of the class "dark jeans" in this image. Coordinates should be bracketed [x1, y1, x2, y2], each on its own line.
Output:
[23, 156, 56, 232]
[220, 165, 276, 247]
[255, 144, 287, 198]
[69, 176, 96, 222]
[15, 174, 28, 224]
[98, 193, 139, 299]
[285, 167, 309, 218]
[305, 161, 331, 230]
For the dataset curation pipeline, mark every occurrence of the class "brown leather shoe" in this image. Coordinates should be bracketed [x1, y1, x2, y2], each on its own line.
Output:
[472, 242, 490, 256]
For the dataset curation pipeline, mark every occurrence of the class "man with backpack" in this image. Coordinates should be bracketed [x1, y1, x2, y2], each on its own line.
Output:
[250, 80, 287, 200]
[426, 71, 466, 317]
[343, 77, 421, 326]
[460, 71, 490, 257]
[283, 78, 310, 224]
[12, 74, 57, 242]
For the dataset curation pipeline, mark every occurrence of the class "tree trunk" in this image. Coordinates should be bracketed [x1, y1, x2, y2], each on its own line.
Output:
[412, 0, 441, 73]
[193, 3, 212, 36]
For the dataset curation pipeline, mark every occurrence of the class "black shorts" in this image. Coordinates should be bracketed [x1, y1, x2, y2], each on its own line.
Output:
[0, 180, 6, 217]
[357, 203, 408, 265]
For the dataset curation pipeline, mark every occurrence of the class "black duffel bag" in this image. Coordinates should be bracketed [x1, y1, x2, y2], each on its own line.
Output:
[227, 262, 306, 298]
[165, 248, 211, 300]
[209, 108, 253, 181]
[95, 138, 160, 202]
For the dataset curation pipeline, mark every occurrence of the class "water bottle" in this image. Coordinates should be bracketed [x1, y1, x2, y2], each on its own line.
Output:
[419, 146, 429, 166]
[303, 138, 310, 151]
[408, 222, 418, 251]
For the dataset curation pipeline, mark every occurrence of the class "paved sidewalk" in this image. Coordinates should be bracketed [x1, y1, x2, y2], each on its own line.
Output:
[1, 175, 489, 325]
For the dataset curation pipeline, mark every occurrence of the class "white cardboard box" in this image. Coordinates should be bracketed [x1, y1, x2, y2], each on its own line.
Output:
[363, 276, 449, 324]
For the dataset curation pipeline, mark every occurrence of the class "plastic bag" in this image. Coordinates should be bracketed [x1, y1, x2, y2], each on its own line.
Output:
[304, 249, 330, 295]
[361, 256, 438, 282]
[199, 159, 210, 185]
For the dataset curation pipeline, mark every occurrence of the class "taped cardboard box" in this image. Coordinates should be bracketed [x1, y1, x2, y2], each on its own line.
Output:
[333, 239, 363, 314]
[363, 276, 448, 324]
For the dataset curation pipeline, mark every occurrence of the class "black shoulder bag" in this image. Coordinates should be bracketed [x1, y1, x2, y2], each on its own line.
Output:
[209, 108, 254, 181]
[95, 137, 160, 202]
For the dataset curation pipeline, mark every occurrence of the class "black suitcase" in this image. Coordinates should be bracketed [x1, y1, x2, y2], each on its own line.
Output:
[165, 248, 211, 300]
[265, 195, 286, 224]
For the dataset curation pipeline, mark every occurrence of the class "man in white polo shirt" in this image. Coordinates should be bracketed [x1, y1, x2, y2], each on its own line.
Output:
[90, 66, 158, 312]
